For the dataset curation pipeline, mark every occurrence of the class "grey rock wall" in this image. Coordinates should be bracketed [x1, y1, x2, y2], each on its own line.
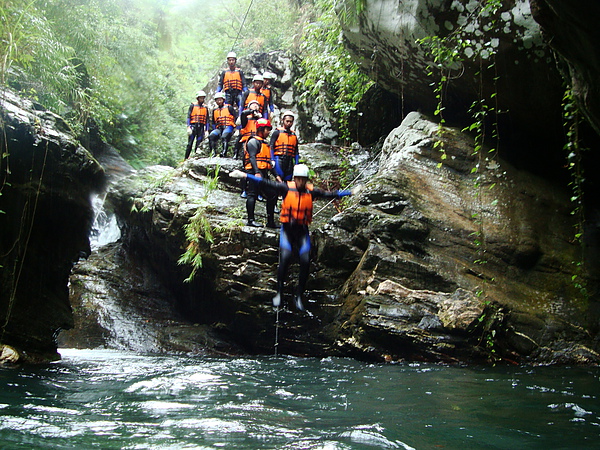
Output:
[339, 0, 566, 172]
[0, 89, 104, 363]
[87, 113, 598, 364]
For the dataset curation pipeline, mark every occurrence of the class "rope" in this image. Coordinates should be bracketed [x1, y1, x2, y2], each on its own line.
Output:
[274, 306, 280, 356]
[230, 0, 255, 53]
[1, 139, 49, 342]
[313, 147, 384, 218]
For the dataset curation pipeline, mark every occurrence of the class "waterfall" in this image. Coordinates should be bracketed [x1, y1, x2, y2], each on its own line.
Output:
[89, 192, 121, 250]
[65, 191, 166, 353]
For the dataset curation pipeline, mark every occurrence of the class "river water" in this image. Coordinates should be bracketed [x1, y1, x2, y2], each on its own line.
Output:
[1, 349, 598, 449]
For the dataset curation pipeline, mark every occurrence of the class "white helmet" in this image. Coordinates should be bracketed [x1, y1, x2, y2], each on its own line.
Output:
[196, 90, 206, 98]
[252, 74, 264, 82]
[227, 51, 237, 59]
[293, 164, 309, 178]
[282, 110, 295, 120]
[263, 71, 275, 80]
[214, 92, 225, 100]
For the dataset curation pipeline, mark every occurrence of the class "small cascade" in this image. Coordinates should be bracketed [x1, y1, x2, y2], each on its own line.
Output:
[89, 192, 121, 251]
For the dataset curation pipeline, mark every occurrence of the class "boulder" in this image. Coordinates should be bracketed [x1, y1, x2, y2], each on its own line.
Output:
[329, 111, 599, 363]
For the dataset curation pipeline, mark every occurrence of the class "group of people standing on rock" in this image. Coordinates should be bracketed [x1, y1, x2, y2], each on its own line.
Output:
[187, 51, 357, 312]
[185, 51, 278, 160]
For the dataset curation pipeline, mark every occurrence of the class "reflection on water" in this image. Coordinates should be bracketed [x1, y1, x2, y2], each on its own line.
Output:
[1, 349, 598, 449]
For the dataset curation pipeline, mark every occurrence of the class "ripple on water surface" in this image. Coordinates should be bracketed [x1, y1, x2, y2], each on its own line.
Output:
[0, 349, 598, 448]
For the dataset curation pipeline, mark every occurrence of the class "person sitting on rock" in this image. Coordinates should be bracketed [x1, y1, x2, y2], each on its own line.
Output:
[230, 164, 357, 311]
[208, 92, 237, 157]
[241, 118, 279, 228]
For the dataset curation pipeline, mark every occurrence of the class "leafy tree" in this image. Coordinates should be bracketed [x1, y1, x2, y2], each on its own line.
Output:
[2, 0, 353, 164]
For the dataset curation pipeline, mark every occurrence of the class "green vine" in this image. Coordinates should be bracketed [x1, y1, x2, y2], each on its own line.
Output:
[562, 88, 588, 298]
[178, 166, 244, 282]
[295, 0, 373, 142]
[416, 1, 503, 332]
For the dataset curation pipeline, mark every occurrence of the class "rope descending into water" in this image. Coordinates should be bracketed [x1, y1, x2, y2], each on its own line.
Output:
[274, 306, 280, 356]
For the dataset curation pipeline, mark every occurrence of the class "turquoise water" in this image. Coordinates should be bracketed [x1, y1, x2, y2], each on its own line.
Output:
[1, 349, 599, 449]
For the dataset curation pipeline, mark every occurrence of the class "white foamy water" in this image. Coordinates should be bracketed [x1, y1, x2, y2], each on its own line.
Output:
[0, 349, 598, 448]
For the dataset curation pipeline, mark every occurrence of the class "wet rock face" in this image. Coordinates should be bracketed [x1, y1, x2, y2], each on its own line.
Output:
[329, 112, 599, 363]
[340, 0, 566, 173]
[0, 90, 104, 362]
[99, 116, 598, 364]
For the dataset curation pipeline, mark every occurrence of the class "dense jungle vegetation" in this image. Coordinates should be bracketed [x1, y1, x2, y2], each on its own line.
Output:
[0, 0, 370, 166]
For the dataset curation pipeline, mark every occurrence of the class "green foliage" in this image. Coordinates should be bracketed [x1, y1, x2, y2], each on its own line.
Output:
[562, 88, 588, 298]
[2, 0, 301, 167]
[476, 300, 502, 363]
[0, 0, 83, 116]
[294, 0, 373, 141]
[178, 166, 243, 282]
[179, 204, 214, 283]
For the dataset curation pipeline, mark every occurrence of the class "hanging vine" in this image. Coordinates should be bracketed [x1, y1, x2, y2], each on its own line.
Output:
[178, 167, 244, 282]
[415, 0, 503, 360]
[562, 88, 588, 298]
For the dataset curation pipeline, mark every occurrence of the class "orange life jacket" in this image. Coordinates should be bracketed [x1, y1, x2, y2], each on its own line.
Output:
[273, 129, 298, 157]
[244, 90, 266, 113]
[260, 86, 272, 104]
[223, 69, 243, 92]
[244, 137, 272, 171]
[190, 103, 208, 125]
[280, 181, 314, 225]
[213, 105, 235, 127]
[240, 115, 259, 142]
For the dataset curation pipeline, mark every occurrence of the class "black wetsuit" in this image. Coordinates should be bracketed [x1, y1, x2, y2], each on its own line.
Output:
[246, 175, 351, 299]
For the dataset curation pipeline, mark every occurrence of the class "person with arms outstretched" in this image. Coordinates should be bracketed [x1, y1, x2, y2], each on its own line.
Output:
[230, 164, 356, 311]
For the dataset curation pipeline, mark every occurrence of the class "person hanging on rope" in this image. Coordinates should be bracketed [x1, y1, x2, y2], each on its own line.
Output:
[261, 72, 275, 120]
[208, 92, 237, 157]
[240, 118, 279, 228]
[241, 74, 267, 116]
[270, 110, 299, 182]
[185, 90, 209, 159]
[217, 52, 247, 111]
[229, 164, 358, 311]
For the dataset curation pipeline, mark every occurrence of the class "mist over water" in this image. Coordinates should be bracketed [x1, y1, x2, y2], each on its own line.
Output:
[1, 349, 598, 449]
